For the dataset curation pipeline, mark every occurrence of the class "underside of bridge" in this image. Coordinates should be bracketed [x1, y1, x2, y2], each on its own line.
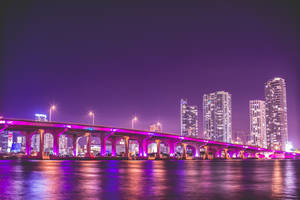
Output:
[0, 119, 299, 160]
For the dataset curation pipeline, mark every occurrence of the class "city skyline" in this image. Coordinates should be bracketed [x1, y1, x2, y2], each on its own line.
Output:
[0, 76, 296, 148]
[1, 1, 299, 147]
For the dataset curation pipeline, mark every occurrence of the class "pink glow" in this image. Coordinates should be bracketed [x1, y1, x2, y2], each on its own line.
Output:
[1, 118, 300, 158]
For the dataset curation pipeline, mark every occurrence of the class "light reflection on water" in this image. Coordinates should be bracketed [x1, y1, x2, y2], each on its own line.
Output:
[0, 160, 299, 200]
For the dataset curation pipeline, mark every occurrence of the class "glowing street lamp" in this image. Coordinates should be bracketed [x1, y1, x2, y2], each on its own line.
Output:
[49, 105, 56, 122]
[89, 111, 95, 125]
[131, 116, 138, 129]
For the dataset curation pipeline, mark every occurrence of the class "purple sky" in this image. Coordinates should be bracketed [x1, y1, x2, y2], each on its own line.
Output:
[1, 2, 299, 147]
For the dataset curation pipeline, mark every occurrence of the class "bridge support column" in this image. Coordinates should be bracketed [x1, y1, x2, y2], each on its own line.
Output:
[53, 134, 59, 156]
[72, 135, 79, 157]
[169, 142, 175, 159]
[101, 135, 106, 156]
[224, 149, 230, 159]
[111, 137, 116, 157]
[237, 150, 245, 159]
[143, 139, 148, 157]
[155, 139, 161, 159]
[86, 133, 92, 157]
[194, 145, 200, 159]
[227, 150, 234, 159]
[138, 137, 144, 157]
[52, 129, 67, 157]
[38, 129, 45, 158]
[182, 143, 187, 159]
[25, 132, 33, 156]
[203, 146, 208, 160]
[124, 136, 129, 158]
[217, 149, 223, 159]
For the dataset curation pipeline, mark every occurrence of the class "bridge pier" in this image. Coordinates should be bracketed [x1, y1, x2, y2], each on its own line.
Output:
[111, 137, 117, 157]
[194, 144, 201, 159]
[155, 139, 161, 159]
[38, 129, 45, 158]
[24, 131, 35, 156]
[86, 133, 92, 157]
[100, 135, 106, 156]
[227, 150, 234, 159]
[71, 135, 79, 157]
[169, 141, 176, 158]
[124, 136, 129, 158]
[52, 129, 67, 156]
[138, 137, 145, 157]
[182, 143, 187, 159]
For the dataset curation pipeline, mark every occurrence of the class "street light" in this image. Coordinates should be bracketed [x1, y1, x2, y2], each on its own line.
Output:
[89, 111, 95, 125]
[131, 116, 138, 129]
[49, 105, 56, 122]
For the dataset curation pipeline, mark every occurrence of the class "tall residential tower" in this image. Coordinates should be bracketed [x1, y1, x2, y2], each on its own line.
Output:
[180, 99, 198, 137]
[265, 77, 288, 151]
[203, 91, 232, 143]
[249, 100, 267, 148]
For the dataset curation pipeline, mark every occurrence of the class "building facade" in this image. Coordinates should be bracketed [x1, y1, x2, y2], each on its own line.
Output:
[203, 91, 232, 143]
[149, 122, 162, 132]
[265, 77, 288, 151]
[249, 100, 267, 148]
[180, 99, 198, 137]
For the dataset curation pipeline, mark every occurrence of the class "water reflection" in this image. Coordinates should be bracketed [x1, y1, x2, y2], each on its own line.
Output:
[0, 160, 300, 199]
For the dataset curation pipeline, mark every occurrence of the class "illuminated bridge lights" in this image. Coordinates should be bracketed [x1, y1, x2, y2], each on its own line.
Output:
[0, 118, 298, 158]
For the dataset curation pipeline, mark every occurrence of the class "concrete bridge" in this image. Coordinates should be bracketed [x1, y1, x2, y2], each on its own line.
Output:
[0, 118, 299, 160]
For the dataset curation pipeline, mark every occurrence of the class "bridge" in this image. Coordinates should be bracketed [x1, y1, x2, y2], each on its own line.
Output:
[0, 118, 299, 160]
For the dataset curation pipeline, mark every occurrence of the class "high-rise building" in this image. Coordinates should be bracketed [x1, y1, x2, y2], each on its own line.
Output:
[249, 100, 267, 148]
[203, 91, 232, 143]
[265, 77, 288, 151]
[149, 122, 162, 132]
[180, 99, 198, 137]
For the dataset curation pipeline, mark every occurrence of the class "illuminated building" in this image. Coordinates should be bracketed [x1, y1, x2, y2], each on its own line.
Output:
[265, 77, 288, 151]
[34, 113, 48, 122]
[203, 91, 232, 143]
[44, 134, 53, 154]
[249, 100, 267, 148]
[32, 114, 48, 152]
[59, 135, 69, 155]
[149, 122, 162, 132]
[180, 99, 198, 137]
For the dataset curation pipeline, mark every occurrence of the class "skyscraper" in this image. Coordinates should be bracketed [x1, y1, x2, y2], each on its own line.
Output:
[249, 100, 267, 148]
[265, 77, 288, 151]
[180, 99, 198, 137]
[203, 91, 232, 143]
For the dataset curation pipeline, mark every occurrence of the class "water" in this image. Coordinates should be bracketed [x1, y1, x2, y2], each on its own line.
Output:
[0, 160, 299, 200]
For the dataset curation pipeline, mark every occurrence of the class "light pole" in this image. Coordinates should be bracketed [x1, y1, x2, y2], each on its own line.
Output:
[131, 116, 138, 129]
[49, 105, 56, 122]
[89, 111, 95, 125]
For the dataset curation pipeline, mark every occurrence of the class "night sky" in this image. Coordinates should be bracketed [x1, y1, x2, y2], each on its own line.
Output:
[1, 2, 299, 146]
